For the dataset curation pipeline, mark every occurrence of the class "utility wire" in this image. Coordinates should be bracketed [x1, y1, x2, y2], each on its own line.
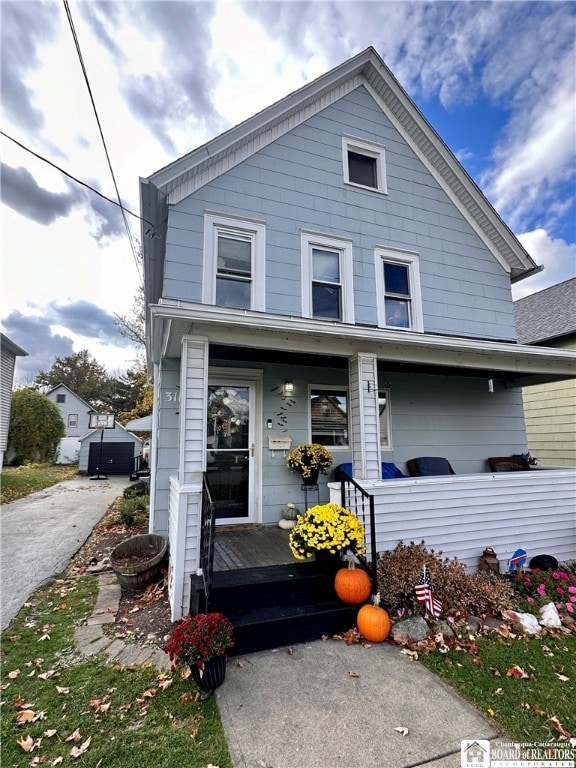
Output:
[0, 130, 158, 234]
[62, 0, 142, 281]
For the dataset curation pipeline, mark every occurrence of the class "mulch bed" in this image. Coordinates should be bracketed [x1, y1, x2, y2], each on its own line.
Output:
[66, 497, 176, 647]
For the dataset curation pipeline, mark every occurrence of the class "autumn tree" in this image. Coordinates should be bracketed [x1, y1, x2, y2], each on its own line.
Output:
[34, 350, 112, 405]
[8, 388, 65, 464]
[116, 366, 153, 426]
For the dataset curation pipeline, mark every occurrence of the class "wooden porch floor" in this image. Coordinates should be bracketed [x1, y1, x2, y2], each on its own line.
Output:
[214, 526, 299, 571]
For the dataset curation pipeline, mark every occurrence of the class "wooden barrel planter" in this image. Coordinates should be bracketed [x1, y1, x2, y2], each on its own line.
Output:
[110, 534, 168, 590]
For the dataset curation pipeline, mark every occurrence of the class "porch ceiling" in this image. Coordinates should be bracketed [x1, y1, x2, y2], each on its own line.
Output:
[150, 302, 576, 387]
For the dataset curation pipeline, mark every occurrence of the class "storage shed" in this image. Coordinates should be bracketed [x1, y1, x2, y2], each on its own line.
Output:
[78, 422, 142, 476]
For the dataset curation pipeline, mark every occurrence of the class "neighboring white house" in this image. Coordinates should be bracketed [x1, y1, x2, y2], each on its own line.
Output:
[0, 334, 28, 472]
[140, 47, 576, 620]
[45, 383, 97, 464]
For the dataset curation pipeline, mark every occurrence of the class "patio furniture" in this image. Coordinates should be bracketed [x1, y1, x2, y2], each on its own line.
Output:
[406, 457, 455, 476]
[487, 456, 530, 472]
[334, 462, 405, 481]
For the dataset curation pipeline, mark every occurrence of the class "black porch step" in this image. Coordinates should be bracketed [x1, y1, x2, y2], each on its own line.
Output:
[198, 561, 360, 655]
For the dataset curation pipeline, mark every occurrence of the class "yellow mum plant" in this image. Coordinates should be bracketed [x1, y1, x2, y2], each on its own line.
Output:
[286, 443, 333, 479]
[289, 503, 366, 560]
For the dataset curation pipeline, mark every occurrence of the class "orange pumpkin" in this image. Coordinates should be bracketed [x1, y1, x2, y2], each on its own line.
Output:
[357, 593, 390, 642]
[334, 560, 371, 604]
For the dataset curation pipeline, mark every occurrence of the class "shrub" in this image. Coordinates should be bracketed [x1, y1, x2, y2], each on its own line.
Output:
[123, 481, 150, 499]
[377, 540, 513, 618]
[118, 496, 147, 526]
[8, 388, 65, 464]
[511, 567, 576, 622]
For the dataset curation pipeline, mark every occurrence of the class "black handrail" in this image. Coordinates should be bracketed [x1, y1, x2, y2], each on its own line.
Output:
[200, 473, 216, 610]
[340, 472, 378, 591]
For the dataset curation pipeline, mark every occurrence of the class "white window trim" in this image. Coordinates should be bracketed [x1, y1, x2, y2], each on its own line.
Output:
[202, 212, 266, 311]
[301, 231, 355, 324]
[342, 135, 387, 194]
[309, 384, 349, 450]
[378, 387, 392, 451]
[374, 247, 424, 332]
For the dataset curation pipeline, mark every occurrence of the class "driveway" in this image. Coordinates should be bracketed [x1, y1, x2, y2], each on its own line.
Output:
[1, 476, 130, 631]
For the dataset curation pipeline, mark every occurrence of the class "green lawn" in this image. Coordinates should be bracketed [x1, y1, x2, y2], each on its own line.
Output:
[419, 630, 576, 742]
[0, 574, 233, 768]
[1, 464, 79, 504]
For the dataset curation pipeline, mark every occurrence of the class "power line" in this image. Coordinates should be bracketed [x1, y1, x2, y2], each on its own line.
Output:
[0, 130, 158, 235]
[62, 0, 142, 281]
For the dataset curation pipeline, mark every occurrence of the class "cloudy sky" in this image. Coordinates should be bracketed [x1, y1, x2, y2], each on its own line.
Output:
[1, 0, 575, 383]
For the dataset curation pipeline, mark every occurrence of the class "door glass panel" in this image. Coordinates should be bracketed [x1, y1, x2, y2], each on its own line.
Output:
[207, 385, 250, 519]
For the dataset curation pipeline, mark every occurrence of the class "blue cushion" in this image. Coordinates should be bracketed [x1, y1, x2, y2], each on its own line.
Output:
[335, 462, 405, 480]
[382, 462, 405, 479]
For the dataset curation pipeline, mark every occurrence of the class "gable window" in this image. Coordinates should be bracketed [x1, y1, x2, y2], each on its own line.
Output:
[342, 136, 387, 194]
[57, 394, 66, 403]
[310, 387, 348, 448]
[68, 414, 78, 428]
[301, 232, 354, 323]
[378, 389, 391, 449]
[375, 248, 423, 332]
[203, 213, 265, 311]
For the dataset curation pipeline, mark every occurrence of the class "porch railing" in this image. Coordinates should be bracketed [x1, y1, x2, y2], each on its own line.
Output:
[199, 474, 216, 610]
[340, 472, 378, 590]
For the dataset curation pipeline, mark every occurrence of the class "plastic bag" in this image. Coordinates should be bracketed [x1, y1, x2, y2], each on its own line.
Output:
[539, 602, 562, 628]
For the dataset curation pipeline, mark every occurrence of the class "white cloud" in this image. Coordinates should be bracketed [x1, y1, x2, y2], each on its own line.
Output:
[512, 229, 576, 300]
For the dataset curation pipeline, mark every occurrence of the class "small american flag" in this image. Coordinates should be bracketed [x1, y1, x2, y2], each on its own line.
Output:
[415, 565, 442, 618]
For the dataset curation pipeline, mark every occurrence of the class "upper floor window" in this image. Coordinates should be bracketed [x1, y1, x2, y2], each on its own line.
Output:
[203, 213, 265, 311]
[57, 394, 66, 403]
[342, 136, 387, 194]
[310, 387, 349, 448]
[301, 231, 354, 323]
[68, 414, 78, 428]
[375, 248, 423, 332]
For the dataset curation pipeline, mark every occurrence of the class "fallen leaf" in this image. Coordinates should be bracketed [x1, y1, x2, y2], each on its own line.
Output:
[236, 660, 244, 668]
[157, 678, 173, 691]
[56, 687, 69, 695]
[17, 710, 37, 725]
[487, 708, 495, 717]
[549, 716, 571, 739]
[347, 670, 359, 678]
[400, 649, 418, 661]
[38, 671, 59, 681]
[506, 665, 529, 679]
[8, 669, 21, 679]
[494, 688, 504, 696]
[555, 673, 570, 682]
[65, 728, 81, 743]
[70, 736, 91, 758]
[43, 730, 57, 738]
[9, 635, 22, 642]
[52, 758, 64, 766]
[141, 689, 156, 698]
[38, 634, 50, 642]
[394, 726, 409, 736]
[286, 648, 293, 656]
[489, 667, 501, 677]
[180, 667, 191, 680]
[17, 735, 35, 752]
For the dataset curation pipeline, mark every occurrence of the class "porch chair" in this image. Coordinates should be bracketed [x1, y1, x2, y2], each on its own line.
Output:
[487, 456, 530, 472]
[406, 456, 455, 476]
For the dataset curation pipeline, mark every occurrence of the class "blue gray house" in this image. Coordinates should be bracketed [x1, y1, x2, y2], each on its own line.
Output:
[140, 48, 575, 624]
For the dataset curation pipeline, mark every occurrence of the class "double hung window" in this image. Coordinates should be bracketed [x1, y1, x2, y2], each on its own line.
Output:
[375, 248, 423, 331]
[203, 213, 265, 311]
[301, 232, 354, 323]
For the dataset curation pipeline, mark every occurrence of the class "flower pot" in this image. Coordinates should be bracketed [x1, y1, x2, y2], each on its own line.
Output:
[110, 534, 167, 590]
[191, 655, 227, 692]
[302, 468, 320, 486]
[313, 549, 343, 574]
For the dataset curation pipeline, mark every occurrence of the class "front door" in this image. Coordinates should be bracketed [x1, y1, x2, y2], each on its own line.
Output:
[206, 382, 255, 523]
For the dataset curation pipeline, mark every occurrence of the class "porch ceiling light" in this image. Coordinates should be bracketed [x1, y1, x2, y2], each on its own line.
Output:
[284, 380, 294, 395]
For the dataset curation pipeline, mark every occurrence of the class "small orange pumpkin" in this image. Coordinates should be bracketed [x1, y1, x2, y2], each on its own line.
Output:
[357, 593, 390, 643]
[334, 559, 371, 604]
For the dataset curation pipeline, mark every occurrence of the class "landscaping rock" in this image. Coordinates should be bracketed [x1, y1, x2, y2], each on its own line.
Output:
[429, 619, 455, 638]
[392, 616, 430, 643]
[483, 616, 508, 632]
[465, 616, 483, 636]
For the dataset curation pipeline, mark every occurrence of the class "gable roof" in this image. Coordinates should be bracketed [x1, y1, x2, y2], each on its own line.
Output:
[514, 278, 576, 345]
[45, 383, 97, 412]
[1, 334, 28, 358]
[141, 46, 539, 307]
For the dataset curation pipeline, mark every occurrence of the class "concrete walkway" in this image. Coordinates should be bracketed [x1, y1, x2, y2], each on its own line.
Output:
[1, 476, 129, 630]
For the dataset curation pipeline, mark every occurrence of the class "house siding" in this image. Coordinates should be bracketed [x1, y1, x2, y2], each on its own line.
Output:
[329, 469, 576, 572]
[163, 86, 517, 342]
[45, 385, 94, 438]
[0, 345, 17, 455]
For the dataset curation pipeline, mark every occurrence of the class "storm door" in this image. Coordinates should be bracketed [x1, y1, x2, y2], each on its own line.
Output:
[206, 382, 255, 523]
